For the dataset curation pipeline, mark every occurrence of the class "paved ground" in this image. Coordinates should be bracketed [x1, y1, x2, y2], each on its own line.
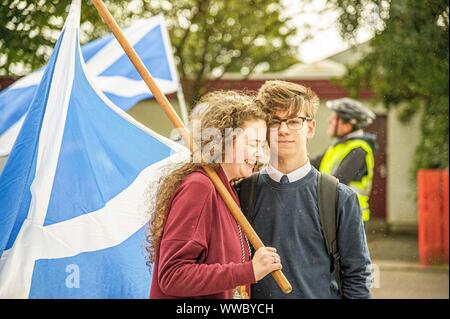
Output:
[367, 232, 449, 299]
[370, 263, 448, 299]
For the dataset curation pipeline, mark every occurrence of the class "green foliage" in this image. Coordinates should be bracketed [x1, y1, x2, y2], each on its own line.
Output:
[329, 0, 449, 172]
[0, 0, 299, 105]
[0, 0, 133, 75]
[142, 0, 299, 104]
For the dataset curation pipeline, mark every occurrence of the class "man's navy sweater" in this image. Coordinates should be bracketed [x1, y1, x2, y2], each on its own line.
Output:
[250, 167, 372, 299]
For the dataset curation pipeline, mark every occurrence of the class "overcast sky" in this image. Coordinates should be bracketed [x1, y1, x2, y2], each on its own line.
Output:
[285, 0, 373, 63]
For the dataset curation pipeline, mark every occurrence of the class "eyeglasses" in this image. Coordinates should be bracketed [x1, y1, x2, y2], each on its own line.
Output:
[269, 116, 313, 130]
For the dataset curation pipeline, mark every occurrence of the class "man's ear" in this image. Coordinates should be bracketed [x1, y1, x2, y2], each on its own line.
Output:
[307, 119, 316, 139]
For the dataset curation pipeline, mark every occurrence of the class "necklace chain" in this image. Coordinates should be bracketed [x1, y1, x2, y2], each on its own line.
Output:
[233, 224, 252, 299]
[237, 224, 252, 263]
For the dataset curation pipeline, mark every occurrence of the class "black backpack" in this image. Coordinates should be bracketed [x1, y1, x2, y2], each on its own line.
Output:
[235, 172, 342, 295]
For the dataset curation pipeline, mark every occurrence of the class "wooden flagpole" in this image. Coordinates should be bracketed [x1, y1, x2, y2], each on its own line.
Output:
[91, 0, 292, 294]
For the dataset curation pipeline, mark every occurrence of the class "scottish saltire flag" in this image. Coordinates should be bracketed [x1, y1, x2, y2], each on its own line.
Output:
[0, 0, 187, 298]
[0, 13, 179, 156]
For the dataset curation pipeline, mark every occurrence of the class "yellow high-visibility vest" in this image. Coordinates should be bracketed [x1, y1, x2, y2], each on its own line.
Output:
[319, 139, 375, 222]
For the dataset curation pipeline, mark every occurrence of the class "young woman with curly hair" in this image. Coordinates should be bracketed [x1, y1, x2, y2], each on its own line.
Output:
[148, 91, 282, 299]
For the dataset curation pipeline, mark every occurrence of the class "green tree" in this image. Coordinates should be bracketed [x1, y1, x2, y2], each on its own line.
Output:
[328, 0, 449, 172]
[141, 0, 299, 104]
[0, 0, 299, 105]
[0, 1, 135, 76]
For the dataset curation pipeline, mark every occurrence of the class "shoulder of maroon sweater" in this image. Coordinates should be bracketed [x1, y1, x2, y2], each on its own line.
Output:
[169, 170, 217, 207]
[163, 170, 218, 245]
[180, 170, 216, 192]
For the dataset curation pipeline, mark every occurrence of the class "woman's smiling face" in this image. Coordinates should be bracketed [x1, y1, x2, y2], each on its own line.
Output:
[226, 119, 267, 180]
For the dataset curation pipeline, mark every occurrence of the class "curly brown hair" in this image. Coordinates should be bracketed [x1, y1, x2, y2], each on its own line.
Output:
[146, 90, 267, 265]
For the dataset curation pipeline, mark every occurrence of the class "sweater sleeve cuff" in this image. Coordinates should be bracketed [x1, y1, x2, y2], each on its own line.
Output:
[231, 261, 256, 287]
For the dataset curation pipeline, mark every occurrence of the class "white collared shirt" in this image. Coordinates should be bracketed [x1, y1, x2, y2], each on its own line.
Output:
[265, 159, 312, 183]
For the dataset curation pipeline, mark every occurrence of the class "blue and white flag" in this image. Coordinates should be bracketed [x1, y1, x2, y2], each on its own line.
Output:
[0, 12, 180, 156]
[0, 0, 187, 298]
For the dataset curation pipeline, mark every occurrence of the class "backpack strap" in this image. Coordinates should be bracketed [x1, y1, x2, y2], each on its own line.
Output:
[236, 173, 259, 223]
[317, 172, 342, 296]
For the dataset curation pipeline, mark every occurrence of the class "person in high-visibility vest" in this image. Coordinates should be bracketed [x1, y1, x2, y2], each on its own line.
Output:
[311, 98, 377, 222]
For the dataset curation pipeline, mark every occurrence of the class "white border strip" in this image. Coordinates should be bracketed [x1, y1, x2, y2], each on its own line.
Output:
[27, 0, 80, 224]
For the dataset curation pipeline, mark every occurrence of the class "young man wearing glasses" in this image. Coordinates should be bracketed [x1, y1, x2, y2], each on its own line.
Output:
[236, 80, 372, 299]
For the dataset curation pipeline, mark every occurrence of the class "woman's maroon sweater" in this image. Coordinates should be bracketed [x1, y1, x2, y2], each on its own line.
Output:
[150, 166, 256, 299]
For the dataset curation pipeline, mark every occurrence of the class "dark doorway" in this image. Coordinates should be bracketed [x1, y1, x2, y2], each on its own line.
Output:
[366, 115, 387, 220]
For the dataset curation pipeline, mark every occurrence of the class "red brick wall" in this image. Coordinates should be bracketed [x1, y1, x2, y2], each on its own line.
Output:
[203, 79, 373, 99]
[1, 76, 373, 100]
[0, 76, 17, 91]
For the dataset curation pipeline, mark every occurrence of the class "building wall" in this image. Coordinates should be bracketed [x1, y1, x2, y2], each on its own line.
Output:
[386, 108, 421, 233]
[126, 98, 183, 139]
[307, 102, 333, 158]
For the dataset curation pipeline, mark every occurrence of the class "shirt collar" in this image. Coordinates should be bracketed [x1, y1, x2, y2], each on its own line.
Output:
[265, 159, 312, 183]
[345, 130, 364, 139]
